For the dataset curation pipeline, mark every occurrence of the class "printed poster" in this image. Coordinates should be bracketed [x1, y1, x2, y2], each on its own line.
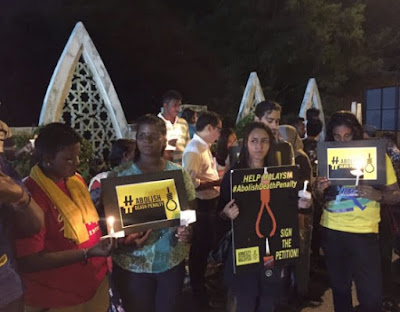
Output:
[317, 139, 386, 185]
[102, 170, 188, 234]
[231, 166, 300, 273]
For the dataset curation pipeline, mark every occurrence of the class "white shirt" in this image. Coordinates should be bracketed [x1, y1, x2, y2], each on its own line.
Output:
[157, 113, 190, 152]
[183, 133, 220, 200]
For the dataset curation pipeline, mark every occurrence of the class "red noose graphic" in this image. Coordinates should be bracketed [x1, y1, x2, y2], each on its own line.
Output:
[255, 175, 276, 238]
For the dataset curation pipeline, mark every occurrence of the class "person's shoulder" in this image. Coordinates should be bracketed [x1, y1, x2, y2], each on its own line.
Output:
[166, 161, 183, 171]
[177, 117, 188, 127]
[184, 137, 201, 152]
[110, 161, 136, 177]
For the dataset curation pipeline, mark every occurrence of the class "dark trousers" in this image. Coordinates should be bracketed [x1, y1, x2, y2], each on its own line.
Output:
[321, 228, 382, 312]
[189, 197, 219, 296]
[223, 247, 285, 312]
[112, 261, 185, 312]
[379, 206, 394, 296]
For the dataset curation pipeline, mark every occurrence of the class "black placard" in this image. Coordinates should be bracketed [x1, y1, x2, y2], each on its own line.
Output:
[230, 165, 300, 273]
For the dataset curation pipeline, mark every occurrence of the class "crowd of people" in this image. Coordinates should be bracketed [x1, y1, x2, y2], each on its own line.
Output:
[1, 90, 400, 312]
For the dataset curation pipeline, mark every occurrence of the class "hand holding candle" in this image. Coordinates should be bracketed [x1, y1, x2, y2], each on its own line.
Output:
[350, 159, 365, 187]
[298, 180, 311, 199]
[101, 215, 125, 240]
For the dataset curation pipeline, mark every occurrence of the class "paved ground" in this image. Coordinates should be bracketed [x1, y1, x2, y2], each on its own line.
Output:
[180, 256, 400, 312]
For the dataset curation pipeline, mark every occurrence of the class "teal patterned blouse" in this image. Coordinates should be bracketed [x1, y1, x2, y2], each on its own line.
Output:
[111, 161, 196, 273]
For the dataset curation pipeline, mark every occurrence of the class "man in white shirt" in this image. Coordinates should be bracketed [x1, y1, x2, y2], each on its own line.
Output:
[182, 111, 222, 305]
[157, 90, 190, 165]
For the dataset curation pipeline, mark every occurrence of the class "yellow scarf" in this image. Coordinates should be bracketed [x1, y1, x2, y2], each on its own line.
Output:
[30, 165, 99, 244]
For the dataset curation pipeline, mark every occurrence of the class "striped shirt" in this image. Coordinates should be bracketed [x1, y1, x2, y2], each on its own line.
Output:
[158, 113, 190, 165]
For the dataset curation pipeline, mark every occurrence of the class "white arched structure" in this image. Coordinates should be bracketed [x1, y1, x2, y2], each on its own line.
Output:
[39, 22, 128, 161]
[236, 72, 265, 124]
[298, 78, 326, 141]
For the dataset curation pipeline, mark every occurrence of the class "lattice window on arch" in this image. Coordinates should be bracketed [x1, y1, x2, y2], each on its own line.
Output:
[61, 56, 117, 163]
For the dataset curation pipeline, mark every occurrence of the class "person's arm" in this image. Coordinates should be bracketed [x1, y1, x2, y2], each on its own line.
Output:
[357, 154, 400, 205]
[357, 183, 400, 205]
[183, 151, 214, 190]
[12, 194, 44, 238]
[18, 238, 115, 273]
[0, 170, 44, 237]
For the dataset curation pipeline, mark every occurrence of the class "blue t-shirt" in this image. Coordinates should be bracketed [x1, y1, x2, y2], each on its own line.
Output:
[0, 154, 24, 308]
[111, 161, 196, 273]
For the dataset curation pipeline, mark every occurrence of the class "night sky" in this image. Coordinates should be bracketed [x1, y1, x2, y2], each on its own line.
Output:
[0, 0, 230, 126]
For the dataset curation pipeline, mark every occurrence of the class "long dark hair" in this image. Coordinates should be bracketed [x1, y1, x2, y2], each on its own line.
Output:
[326, 111, 364, 141]
[216, 128, 236, 166]
[237, 122, 275, 168]
[135, 114, 166, 160]
[109, 139, 135, 168]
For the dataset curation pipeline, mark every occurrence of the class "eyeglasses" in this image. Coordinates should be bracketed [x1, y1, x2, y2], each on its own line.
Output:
[214, 126, 222, 133]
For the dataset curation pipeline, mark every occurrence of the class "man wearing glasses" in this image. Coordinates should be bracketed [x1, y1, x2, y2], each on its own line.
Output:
[183, 111, 222, 307]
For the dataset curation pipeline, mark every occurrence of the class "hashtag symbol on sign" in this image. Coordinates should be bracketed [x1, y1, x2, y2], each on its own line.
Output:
[331, 156, 339, 170]
[122, 195, 134, 214]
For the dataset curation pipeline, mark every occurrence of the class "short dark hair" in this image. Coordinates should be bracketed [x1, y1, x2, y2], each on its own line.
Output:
[326, 111, 364, 141]
[181, 108, 196, 124]
[196, 111, 222, 132]
[254, 100, 282, 119]
[306, 108, 320, 121]
[162, 90, 182, 104]
[306, 118, 323, 137]
[135, 114, 166, 159]
[238, 122, 276, 167]
[287, 117, 305, 127]
[136, 114, 167, 137]
[35, 123, 81, 162]
[109, 139, 135, 168]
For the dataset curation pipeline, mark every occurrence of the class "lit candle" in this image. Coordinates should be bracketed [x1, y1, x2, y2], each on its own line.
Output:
[350, 159, 365, 187]
[107, 216, 115, 235]
[265, 237, 270, 255]
[298, 180, 311, 199]
[101, 216, 125, 240]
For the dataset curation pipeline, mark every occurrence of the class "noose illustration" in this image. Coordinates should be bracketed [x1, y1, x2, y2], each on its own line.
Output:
[255, 168, 276, 269]
[255, 172, 276, 238]
[165, 187, 178, 211]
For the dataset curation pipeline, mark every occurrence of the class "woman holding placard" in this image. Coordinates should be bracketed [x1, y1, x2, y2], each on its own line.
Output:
[316, 111, 400, 312]
[218, 122, 312, 312]
[111, 114, 196, 312]
[14, 123, 114, 312]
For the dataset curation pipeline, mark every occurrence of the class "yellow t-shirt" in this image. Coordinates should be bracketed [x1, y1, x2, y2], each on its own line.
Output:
[321, 154, 397, 233]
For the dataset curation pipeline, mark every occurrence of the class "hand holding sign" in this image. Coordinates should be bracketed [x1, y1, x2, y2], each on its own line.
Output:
[222, 199, 239, 220]
[316, 177, 331, 195]
[356, 185, 382, 202]
[120, 230, 152, 248]
[176, 226, 192, 243]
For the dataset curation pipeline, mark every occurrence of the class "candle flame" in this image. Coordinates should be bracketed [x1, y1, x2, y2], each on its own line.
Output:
[107, 216, 115, 226]
[353, 158, 366, 171]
